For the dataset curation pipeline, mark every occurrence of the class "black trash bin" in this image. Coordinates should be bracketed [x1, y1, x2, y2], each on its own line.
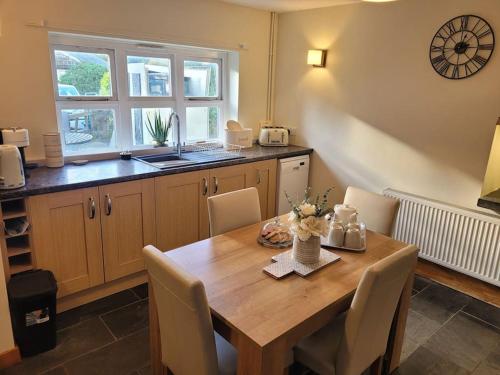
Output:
[7, 270, 58, 357]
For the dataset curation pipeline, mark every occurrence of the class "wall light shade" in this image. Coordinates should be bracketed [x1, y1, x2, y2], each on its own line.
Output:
[307, 49, 327, 67]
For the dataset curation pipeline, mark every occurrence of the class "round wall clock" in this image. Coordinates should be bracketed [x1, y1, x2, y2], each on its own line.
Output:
[429, 15, 495, 79]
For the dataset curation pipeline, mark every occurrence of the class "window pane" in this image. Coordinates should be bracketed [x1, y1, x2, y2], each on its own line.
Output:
[127, 56, 172, 97]
[184, 60, 219, 97]
[54, 50, 112, 97]
[60, 109, 117, 154]
[131, 108, 173, 146]
[186, 107, 219, 142]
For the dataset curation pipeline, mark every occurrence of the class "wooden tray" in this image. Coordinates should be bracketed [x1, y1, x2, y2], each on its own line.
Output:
[320, 236, 366, 252]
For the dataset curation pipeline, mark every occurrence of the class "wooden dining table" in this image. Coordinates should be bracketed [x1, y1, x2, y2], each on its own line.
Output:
[148, 217, 415, 375]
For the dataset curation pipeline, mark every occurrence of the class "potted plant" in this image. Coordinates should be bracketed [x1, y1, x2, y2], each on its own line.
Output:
[286, 187, 333, 264]
[146, 111, 171, 147]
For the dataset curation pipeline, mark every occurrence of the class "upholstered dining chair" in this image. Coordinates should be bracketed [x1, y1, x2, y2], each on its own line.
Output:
[143, 245, 237, 375]
[207, 187, 262, 236]
[294, 245, 419, 375]
[343, 186, 399, 236]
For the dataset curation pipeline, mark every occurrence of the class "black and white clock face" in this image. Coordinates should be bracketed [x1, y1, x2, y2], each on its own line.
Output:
[430, 15, 495, 79]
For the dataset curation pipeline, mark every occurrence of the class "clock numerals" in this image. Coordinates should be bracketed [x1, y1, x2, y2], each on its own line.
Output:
[451, 65, 460, 79]
[472, 54, 488, 67]
[478, 44, 494, 50]
[444, 21, 456, 37]
[460, 16, 469, 31]
[464, 61, 474, 76]
[431, 54, 446, 65]
[431, 45, 444, 53]
[477, 29, 492, 39]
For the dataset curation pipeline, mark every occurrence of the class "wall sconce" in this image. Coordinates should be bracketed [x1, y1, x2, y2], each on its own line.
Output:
[307, 49, 327, 67]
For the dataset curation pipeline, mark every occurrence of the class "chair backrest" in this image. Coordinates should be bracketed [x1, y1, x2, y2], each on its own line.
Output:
[207, 187, 261, 236]
[143, 245, 219, 375]
[336, 245, 419, 375]
[343, 186, 399, 236]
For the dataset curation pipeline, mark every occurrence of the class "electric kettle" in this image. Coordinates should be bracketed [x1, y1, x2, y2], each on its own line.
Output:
[0, 145, 25, 189]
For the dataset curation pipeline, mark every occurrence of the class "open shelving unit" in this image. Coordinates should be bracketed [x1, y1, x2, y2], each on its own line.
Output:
[1, 197, 34, 280]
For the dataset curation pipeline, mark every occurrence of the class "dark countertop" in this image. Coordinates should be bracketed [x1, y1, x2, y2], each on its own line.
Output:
[0, 145, 312, 199]
[477, 188, 500, 214]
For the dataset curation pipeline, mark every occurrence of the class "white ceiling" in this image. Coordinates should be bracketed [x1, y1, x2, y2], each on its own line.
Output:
[221, 0, 361, 13]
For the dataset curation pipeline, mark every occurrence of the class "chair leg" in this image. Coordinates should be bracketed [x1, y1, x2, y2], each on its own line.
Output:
[370, 357, 383, 375]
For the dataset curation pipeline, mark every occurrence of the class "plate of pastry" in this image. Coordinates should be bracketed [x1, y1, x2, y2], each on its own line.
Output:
[257, 217, 293, 249]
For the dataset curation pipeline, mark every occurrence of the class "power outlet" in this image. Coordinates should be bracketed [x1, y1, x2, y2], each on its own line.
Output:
[288, 127, 298, 136]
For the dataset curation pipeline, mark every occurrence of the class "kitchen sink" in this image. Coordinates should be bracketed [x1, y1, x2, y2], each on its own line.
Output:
[134, 151, 245, 169]
[133, 154, 197, 169]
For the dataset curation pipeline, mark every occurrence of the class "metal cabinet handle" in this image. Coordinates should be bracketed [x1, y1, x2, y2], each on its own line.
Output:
[257, 170, 261, 185]
[105, 194, 112, 216]
[88, 197, 96, 219]
[213, 177, 218, 195]
[202, 177, 208, 196]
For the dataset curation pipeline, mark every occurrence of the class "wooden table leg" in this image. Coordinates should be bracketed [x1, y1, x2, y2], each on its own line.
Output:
[237, 336, 288, 375]
[385, 269, 415, 373]
[148, 279, 167, 375]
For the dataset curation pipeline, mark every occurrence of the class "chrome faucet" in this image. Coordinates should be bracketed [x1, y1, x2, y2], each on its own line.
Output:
[169, 112, 182, 158]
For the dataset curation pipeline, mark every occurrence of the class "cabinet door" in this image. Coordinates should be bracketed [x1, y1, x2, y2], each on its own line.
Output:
[100, 179, 155, 282]
[29, 188, 104, 297]
[155, 170, 210, 250]
[245, 159, 277, 220]
[209, 164, 248, 196]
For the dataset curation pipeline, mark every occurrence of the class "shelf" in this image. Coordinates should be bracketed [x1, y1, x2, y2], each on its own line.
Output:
[10, 263, 33, 275]
[7, 246, 31, 258]
[1, 199, 26, 218]
[9, 252, 33, 275]
[4, 230, 30, 239]
[2, 210, 27, 220]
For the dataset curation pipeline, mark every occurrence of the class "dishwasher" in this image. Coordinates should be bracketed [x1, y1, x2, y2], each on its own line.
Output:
[276, 155, 310, 215]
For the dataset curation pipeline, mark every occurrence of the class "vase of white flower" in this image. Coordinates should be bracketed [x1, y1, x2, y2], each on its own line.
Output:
[292, 235, 321, 264]
[286, 187, 333, 264]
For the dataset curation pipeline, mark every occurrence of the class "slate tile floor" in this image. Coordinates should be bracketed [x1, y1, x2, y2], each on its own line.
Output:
[1, 277, 499, 375]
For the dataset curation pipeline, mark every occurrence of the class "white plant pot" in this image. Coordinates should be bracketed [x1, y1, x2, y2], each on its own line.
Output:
[292, 235, 321, 264]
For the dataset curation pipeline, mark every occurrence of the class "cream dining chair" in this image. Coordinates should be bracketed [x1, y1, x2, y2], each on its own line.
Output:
[294, 245, 419, 375]
[343, 186, 399, 236]
[207, 187, 261, 236]
[143, 245, 237, 375]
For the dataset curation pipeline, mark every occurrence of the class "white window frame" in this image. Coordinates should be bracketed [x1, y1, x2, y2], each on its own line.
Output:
[49, 33, 233, 157]
[49, 44, 118, 101]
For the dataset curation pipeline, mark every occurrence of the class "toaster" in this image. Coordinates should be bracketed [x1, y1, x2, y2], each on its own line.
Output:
[258, 126, 289, 147]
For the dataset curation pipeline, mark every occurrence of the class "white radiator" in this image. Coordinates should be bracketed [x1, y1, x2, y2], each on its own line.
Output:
[384, 189, 500, 287]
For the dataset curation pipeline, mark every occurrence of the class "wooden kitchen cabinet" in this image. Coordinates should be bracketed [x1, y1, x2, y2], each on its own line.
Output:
[27, 159, 279, 304]
[155, 170, 210, 250]
[100, 179, 155, 282]
[245, 159, 277, 220]
[29, 188, 104, 297]
[209, 164, 248, 196]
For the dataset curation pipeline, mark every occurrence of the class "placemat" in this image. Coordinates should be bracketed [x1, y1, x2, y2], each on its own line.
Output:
[263, 248, 341, 279]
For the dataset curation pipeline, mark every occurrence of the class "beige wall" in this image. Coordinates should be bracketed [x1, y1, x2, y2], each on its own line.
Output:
[275, 0, 500, 211]
[0, 0, 271, 160]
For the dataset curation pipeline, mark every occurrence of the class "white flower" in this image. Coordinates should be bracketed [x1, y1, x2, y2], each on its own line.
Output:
[288, 211, 298, 222]
[299, 203, 316, 217]
[289, 216, 328, 241]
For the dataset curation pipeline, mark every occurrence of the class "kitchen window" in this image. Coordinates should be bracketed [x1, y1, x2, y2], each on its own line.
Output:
[49, 33, 235, 156]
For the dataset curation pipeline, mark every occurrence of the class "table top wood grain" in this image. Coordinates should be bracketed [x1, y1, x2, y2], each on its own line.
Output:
[164, 218, 409, 348]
